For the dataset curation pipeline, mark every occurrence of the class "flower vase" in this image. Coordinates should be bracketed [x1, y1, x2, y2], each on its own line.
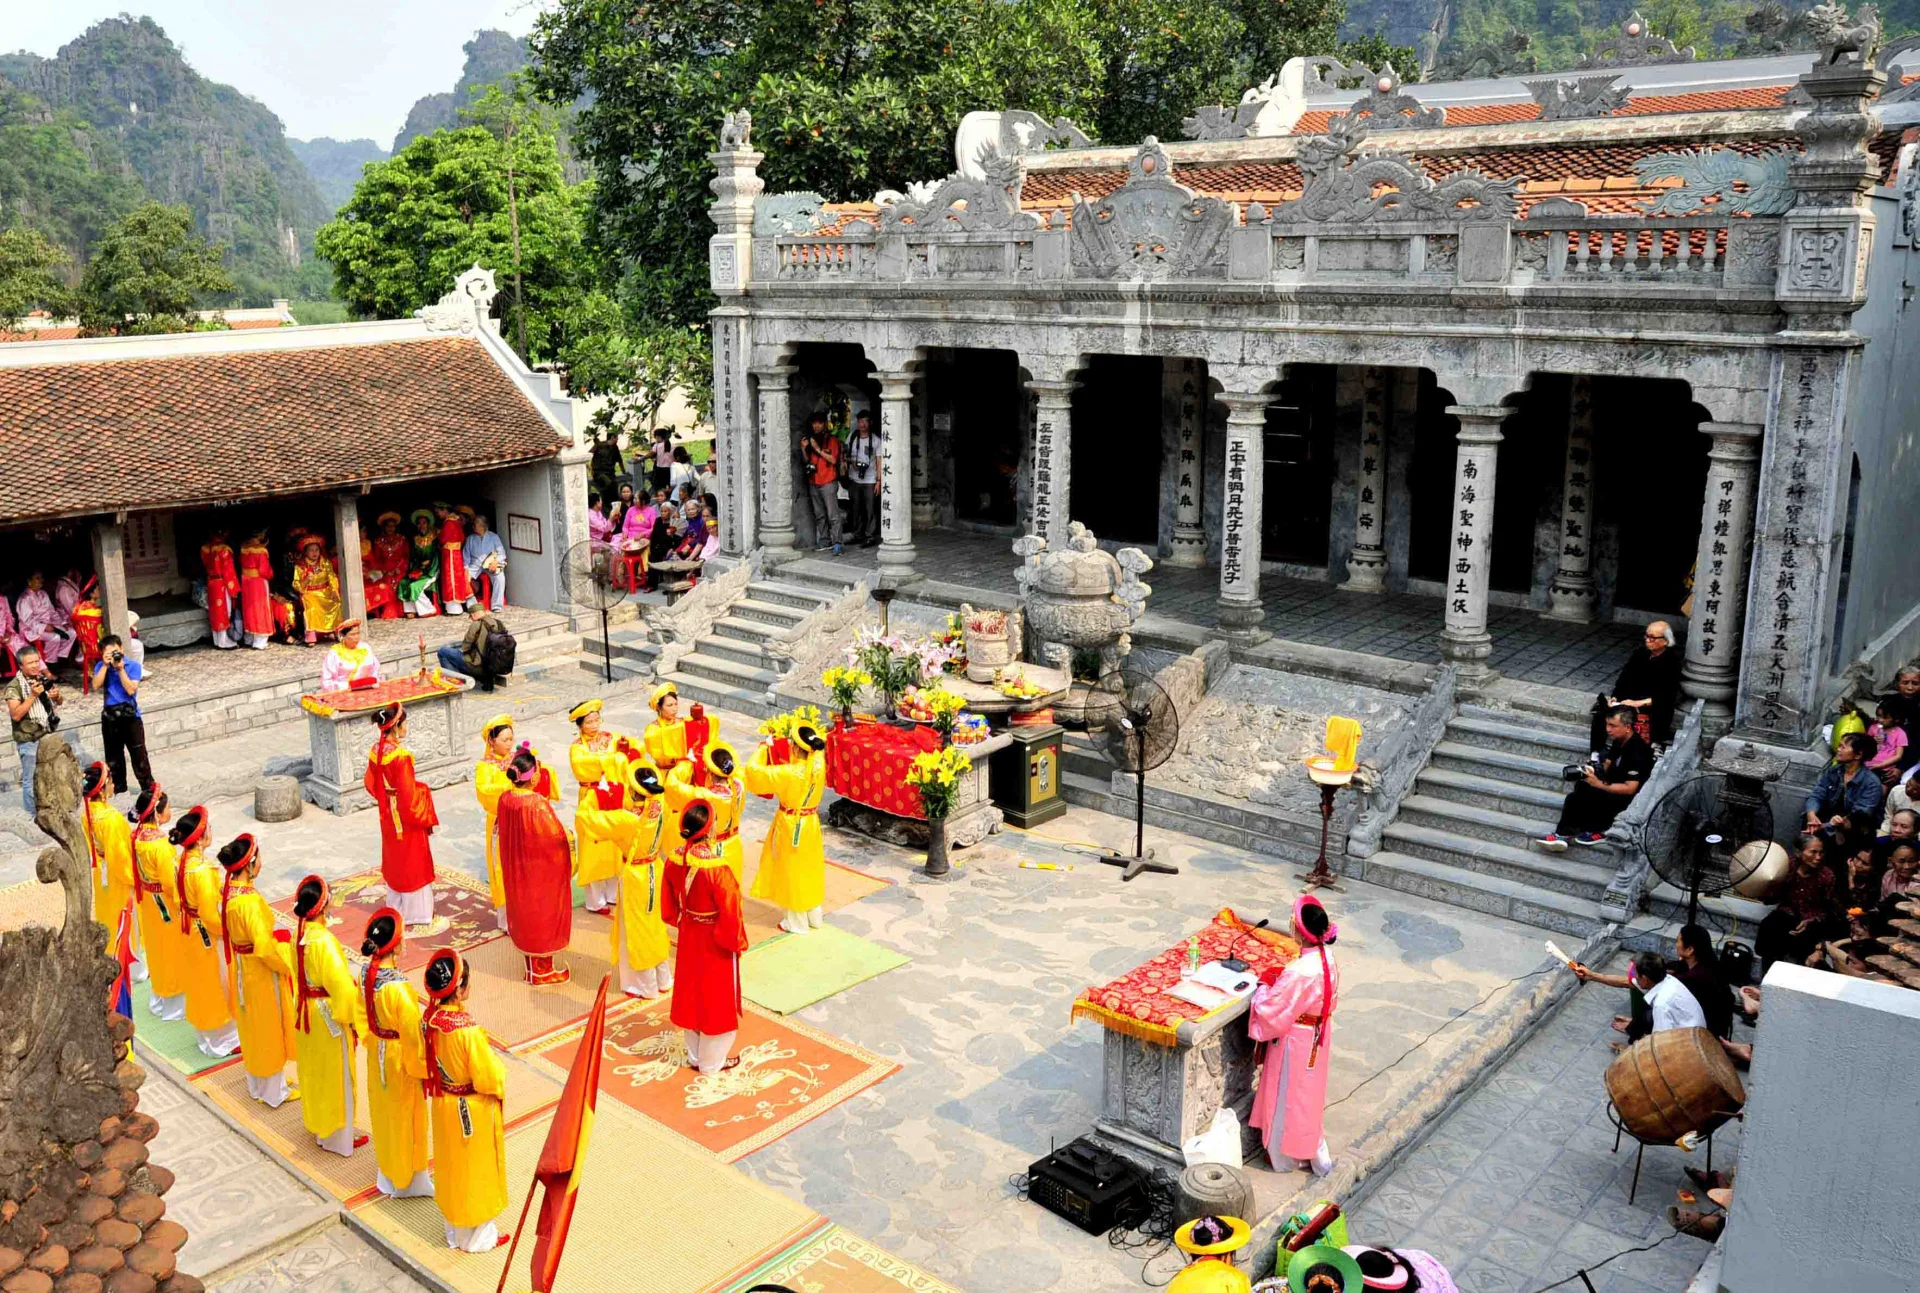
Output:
[836, 706, 852, 732]
[924, 813, 951, 877]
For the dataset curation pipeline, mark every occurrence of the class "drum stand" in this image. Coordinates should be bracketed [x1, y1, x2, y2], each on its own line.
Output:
[1605, 1101, 1718, 1204]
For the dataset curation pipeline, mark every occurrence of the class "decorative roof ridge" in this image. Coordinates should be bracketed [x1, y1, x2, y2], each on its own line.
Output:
[0, 316, 440, 370]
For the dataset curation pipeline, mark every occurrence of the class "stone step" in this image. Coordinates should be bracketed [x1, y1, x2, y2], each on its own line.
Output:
[675, 650, 780, 691]
[1414, 766, 1568, 818]
[694, 634, 777, 671]
[1380, 820, 1616, 902]
[765, 560, 863, 595]
[734, 598, 810, 628]
[747, 579, 835, 612]
[714, 615, 784, 645]
[1458, 702, 1590, 742]
[1351, 850, 1609, 938]
[1427, 741, 1573, 794]
[657, 668, 782, 719]
[1646, 880, 1770, 941]
[1396, 793, 1559, 853]
[1444, 713, 1594, 763]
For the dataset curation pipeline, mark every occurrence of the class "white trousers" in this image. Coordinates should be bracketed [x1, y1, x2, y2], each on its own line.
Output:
[197, 1021, 241, 1057]
[378, 1167, 435, 1198]
[243, 631, 270, 649]
[150, 991, 186, 1021]
[683, 1028, 738, 1075]
[211, 625, 238, 649]
[615, 938, 672, 998]
[495, 904, 509, 934]
[445, 1221, 500, 1252]
[246, 1071, 292, 1108]
[584, 878, 618, 911]
[406, 593, 439, 617]
[389, 883, 435, 927]
[129, 958, 148, 984]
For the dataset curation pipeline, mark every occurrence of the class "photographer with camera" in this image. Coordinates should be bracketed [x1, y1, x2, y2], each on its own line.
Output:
[7, 646, 87, 815]
[90, 634, 152, 796]
[1537, 705, 1653, 851]
[800, 411, 844, 554]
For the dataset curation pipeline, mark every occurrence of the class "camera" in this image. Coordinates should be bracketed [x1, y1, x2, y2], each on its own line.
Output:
[1561, 763, 1590, 782]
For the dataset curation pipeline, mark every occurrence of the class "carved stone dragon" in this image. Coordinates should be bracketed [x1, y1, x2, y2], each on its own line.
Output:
[879, 146, 1039, 233]
[1279, 115, 1519, 223]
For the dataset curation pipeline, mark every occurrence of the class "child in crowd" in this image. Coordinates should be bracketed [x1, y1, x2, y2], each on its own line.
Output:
[1868, 696, 1909, 788]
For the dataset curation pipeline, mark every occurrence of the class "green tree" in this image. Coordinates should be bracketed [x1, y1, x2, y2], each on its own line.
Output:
[314, 113, 594, 367]
[0, 226, 76, 328]
[78, 203, 235, 335]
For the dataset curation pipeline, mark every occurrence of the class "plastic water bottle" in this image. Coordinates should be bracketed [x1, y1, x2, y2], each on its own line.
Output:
[1186, 936, 1202, 978]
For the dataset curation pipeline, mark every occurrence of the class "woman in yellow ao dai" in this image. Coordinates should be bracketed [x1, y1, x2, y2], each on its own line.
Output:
[291, 874, 367, 1157]
[745, 726, 830, 935]
[170, 806, 240, 1057]
[216, 834, 297, 1107]
[81, 762, 137, 952]
[422, 949, 510, 1252]
[360, 908, 433, 1198]
[610, 763, 674, 997]
[130, 786, 184, 1020]
[568, 697, 636, 911]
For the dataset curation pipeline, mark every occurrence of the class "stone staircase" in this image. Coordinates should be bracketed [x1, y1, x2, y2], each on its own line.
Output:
[580, 565, 859, 717]
[1352, 703, 1621, 936]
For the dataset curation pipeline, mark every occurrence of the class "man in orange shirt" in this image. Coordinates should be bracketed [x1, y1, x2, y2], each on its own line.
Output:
[800, 411, 843, 554]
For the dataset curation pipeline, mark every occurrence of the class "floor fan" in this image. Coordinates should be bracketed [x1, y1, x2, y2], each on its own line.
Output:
[564, 539, 629, 684]
[1638, 772, 1776, 927]
[1086, 669, 1181, 881]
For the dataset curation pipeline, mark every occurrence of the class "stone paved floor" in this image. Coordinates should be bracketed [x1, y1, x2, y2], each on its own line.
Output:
[1344, 956, 1739, 1293]
[820, 529, 1642, 693]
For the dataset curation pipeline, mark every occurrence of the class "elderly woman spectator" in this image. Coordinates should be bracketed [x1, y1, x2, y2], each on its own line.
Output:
[15, 572, 77, 666]
[672, 499, 711, 562]
[463, 514, 509, 612]
[1881, 767, 1916, 835]
[1874, 808, 1918, 870]
[586, 494, 612, 554]
[1882, 843, 1919, 904]
[1805, 732, 1885, 852]
[1756, 833, 1838, 974]
[1592, 620, 1684, 753]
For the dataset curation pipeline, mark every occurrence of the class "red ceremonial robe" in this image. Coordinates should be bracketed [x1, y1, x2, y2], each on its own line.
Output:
[494, 788, 573, 956]
[439, 517, 473, 605]
[364, 738, 438, 893]
[661, 843, 748, 1035]
[238, 543, 274, 637]
[372, 534, 410, 585]
[201, 542, 241, 636]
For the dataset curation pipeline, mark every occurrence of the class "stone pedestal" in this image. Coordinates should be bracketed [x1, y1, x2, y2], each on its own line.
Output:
[302, 678, 473, 814]
[1091, 999, 1262, 1168]
[1544, 377, 1597, 622]
[1215, 393, 1270, 645]
[877, 371, 917, 579]
[1681, 422, 1762, 734]
[1163, 359, 1209, 568]
[1439, 406, 1511, 690]
[823, 729, 1009, 848]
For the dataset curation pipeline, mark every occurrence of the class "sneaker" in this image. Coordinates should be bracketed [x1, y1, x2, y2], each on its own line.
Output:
[1573, 831, 1606, 846]
[831, 544, 843, 555]
[1536, 833, 1569, 852]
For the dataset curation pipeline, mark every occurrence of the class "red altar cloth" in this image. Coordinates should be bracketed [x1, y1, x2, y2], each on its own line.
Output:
[825, 718, 942, 820]
[299, 672, 463, 716]
[1071, 908, 1300, 1047]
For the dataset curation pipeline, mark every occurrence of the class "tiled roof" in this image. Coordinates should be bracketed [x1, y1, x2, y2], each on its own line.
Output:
[0, 326, 81, 343]
[227, 318, 290, 330]
[0, 337, 568, 527]
[1289, 84, 1796, 134]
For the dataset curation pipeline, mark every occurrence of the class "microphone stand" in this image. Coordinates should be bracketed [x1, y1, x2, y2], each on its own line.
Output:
[1220, 918, 1270, 974]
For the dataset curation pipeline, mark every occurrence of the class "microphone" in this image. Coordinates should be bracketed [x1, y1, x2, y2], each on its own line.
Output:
[1220, 917, 1270, 974]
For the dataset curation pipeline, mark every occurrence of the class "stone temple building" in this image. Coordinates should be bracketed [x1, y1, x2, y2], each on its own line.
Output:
[705, 16, 1920, 785]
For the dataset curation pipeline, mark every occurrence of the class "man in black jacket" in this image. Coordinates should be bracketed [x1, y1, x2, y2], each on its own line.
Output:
[1592, 620, 1684, 753]
[1540, 707, 1654, 850]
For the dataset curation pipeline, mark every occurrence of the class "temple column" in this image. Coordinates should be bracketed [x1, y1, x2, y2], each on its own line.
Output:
[710, 308, 755, 555]
[1681, 422, 1763, 735]
[1341, 366, 1388, 593]
[1544, 376, 1598, 622]
[1162, 358, 1208, 567]
[1026, 379, 1076, 547]
[1439, 406, 1512, 689]
[753, 365, 797, 556]
[911, 371, 935, 530]
[332, 493, 368, 624]
[877, 371, 918, 578]
[90, 520, 130, 641]
[1216, 393, 1271, 644]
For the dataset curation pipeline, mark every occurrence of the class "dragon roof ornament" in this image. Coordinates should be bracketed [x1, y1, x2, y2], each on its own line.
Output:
[1068, 137, 1233, 280]
[1276, 114, 1519, 223]
[1327, 64, 1443, 131]
[1578, 12, 1696, 67]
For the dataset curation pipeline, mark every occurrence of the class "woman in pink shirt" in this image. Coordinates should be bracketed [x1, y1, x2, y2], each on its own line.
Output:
[1869, 697, 1909, 787]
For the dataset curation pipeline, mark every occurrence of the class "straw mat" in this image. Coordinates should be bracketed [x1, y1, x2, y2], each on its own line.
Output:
[723, 1224, 962, 1293]
[133, 983, 237, 1077]
[526, 996, 897, 1162]
[194, 1045, 562, 1205]
[269, 866, 502, 971]
[468, 908, 622, 1051]
[741, 924, 910, 1015]
[356, 1098, 826, 1293]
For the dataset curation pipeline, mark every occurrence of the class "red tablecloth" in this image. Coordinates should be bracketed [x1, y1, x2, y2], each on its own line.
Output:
[299, 672, 463, 716]
[1072, 908, 1300, 1047]
[826, 718, 943, 819]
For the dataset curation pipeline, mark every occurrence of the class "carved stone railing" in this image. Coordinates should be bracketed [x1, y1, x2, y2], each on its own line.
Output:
[1598, 698, 1705, 920]
[1515, 213, 1782, 288]
[1347, 663, 1458, 861]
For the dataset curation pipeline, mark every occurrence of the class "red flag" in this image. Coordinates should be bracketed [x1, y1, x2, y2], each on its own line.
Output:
[507, 974, 609, 1293]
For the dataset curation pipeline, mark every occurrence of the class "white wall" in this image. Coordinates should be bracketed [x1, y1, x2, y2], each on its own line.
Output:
[1719, 964, 1920, 1291]
[477, 462, 564, 614]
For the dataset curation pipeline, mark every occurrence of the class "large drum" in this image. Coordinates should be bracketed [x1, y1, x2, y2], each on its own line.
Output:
[1604, 1026, 1746, 1143]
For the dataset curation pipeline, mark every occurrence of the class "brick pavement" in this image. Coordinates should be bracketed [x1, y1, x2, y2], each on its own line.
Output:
[824, 529, 1642, 692]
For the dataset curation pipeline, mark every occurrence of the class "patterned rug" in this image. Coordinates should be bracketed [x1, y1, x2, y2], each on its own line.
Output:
[526, 996, 898, 1163]
[722, 1225, 962, 1293]
[355, 1099, 827, 1293]
[268, 866, 501, 971]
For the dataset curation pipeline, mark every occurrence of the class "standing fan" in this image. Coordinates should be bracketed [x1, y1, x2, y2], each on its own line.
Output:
[564, 539, 629, 684]
[1085, 669, 1181, 881]
[1638, 772, 1776, 926]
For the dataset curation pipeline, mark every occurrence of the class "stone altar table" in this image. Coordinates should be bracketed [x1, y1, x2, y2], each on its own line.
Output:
[299, 672, 473, 814]
[1072, 910, 1299, 1165]
[823, 716, 1010, 847]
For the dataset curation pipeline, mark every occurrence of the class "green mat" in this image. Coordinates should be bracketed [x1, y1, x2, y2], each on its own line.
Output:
[132, 981, 235, 1077]
[741, 923, 910, 1015]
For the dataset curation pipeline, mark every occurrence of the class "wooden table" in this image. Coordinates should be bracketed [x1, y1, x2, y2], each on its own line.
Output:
[299, 672, 473, 815]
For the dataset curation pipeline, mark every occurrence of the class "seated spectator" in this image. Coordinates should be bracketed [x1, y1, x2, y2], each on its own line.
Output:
[1873, 808, 1917, 870]
[1631, 954, 1707, 1035]
[1886, 664, 1920, 753]
[1867, 696, 1909, 788]
[587, 494, 612, 553]
[1882, 842, 1919, 905]
[672, 499, 710, 561]
[436, 607, 508, 693]
[1803, 732, 1885, 852]
[1592, 621, 1683, 753]
[1537, 707, 1652, 851]
[1756, 833, 1837, 974]
[1573, 924, 1732, 1043]
[1836, 840, 1883, 919]
[1880, 767, 1916, 835]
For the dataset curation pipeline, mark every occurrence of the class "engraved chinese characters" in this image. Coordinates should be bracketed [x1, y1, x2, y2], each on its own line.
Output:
[1216, 394, 1270, 643]
[1342, 368, 1389, 593]
[1545, 377, 1598, 622]
[1680, 423, 1761, 731]
[1439, 407, 1511, 687]
[1165, 360, 1208, 568]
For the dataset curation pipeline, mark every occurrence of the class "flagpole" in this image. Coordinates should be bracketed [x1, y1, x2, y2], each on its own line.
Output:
[494, 1186, 540, 1293]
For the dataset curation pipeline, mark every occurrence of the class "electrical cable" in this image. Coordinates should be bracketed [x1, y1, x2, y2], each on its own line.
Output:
[1104, 1165, 1184, 1288]
[1322, 967, 1555, 1112]
[1526, 1229, 1687, 1292]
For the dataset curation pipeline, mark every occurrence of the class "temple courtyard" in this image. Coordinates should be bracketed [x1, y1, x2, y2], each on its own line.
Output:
[0, 684, 1731, 1292]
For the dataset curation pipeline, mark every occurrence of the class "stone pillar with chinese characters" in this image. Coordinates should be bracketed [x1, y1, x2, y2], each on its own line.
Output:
[707, 111, 762, 297]
[911, 381, 935, 529]
[754, 365, 797, 556]
[1544, 376, 1598, 622]
[89, 519, 130, 641]
[1440, 407, 1511, 689]
[1027, 379, 1076, 548]
[877, 371, 918, 579]
[1216, 393, 1271, 644]
[710, 308, 756, 555]
[332, 492, 369, 624]
[1681, 423, 1762, 735]
[1162, 358, 1208, 567]
[1341, 366, 1389, 593]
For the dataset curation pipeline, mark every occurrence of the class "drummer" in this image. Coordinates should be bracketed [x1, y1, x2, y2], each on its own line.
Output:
[1571, 952, 1707, 1049]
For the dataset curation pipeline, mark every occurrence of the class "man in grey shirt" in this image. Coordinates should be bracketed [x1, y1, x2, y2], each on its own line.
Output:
[844, 409, 881, 547]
